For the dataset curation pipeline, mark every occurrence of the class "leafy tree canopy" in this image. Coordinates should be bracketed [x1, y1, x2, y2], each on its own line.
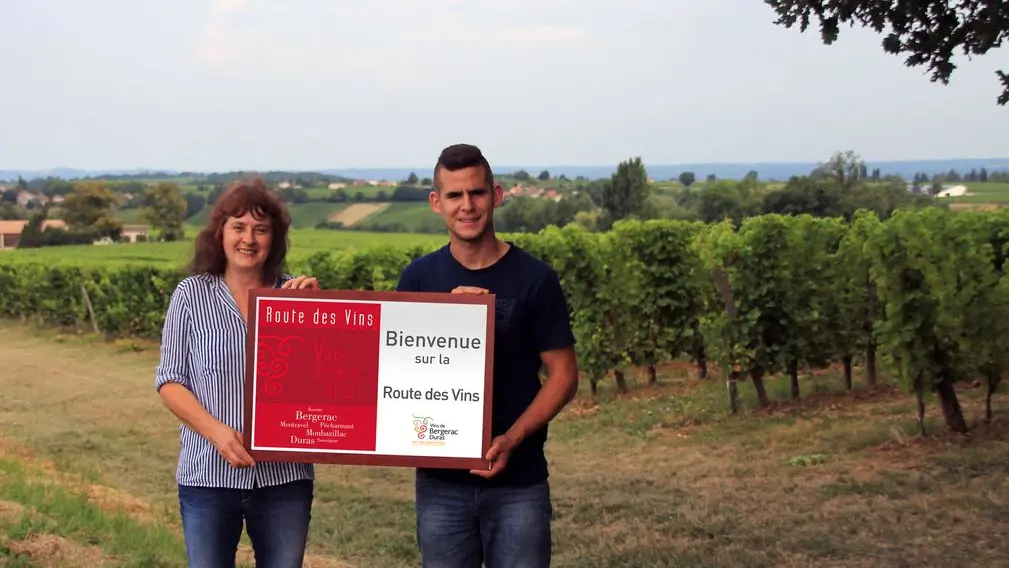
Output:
[764, 0, 1009, 105]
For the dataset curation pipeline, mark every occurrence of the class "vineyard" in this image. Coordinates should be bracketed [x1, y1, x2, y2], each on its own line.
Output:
[1, 206, 1008, 434]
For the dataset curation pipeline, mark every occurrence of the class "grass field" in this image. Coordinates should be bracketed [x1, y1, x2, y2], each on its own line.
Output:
[355, 202, 444, 232]
[945, 182, 1009, 204]
[185, 204, 355, 229]
[0, 320, 1008, 567]
[1, 229, 447, 267]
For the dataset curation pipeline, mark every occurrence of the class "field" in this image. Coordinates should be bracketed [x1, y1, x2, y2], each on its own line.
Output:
[354, 203, 444, 233]
[1, 320, 1008, 567]
[3, 207, 1009, 566]
[5, 229, 448, 267]
[945, 182, 1009, 204]
[329, 203, 390, 226]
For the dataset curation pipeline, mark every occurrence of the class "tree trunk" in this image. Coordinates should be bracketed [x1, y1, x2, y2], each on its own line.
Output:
[865, 279, 878, 386]
[935, 375, 968, 433]
[788, 358, 800, 400]
[865, 343, 878, 386]
[986, 370, 1002, 424]
[727, 370, 740, 414]
[842, 355, 853, 390]
[613, 370, 628, 394]
[914, 372, 926, 435]
[647, 365, 657, 386]
[749, 365, 770, 408]
[693, 324, 708, 380]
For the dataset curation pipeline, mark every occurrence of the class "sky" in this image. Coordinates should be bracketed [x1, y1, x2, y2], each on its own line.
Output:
[0, 0, 1006, 171]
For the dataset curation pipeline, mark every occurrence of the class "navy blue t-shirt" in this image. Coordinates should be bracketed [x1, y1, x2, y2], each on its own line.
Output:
[395, 242, 576, 487]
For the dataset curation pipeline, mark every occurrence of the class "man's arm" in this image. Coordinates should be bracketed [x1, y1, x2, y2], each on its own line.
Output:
[505, 268, 578, 444]
[472, 269, 578, 477]
[503, 345, 578, 446]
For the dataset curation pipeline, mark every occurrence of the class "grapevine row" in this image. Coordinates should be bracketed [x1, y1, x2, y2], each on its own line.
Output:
[1, 207, 1007, 432]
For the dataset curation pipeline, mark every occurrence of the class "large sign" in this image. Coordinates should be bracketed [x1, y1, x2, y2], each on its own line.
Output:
[242, 289, 494, 470]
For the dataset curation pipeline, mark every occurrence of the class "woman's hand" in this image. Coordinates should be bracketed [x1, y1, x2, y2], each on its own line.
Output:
[207, 422, 256, 468]
[283, 275, 320, 289]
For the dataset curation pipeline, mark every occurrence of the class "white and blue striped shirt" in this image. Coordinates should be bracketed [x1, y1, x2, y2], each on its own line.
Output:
[155, 272, 314, 489]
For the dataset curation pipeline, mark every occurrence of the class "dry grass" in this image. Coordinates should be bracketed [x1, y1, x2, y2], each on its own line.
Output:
[3, 534, 108, 568]
[328, 203, 390, 227]
[1, 319, 1008, 567]
[948, 202, 1005, 211]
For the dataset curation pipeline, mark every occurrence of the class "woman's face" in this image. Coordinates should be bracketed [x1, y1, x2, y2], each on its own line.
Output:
[221, 211, 272, 273]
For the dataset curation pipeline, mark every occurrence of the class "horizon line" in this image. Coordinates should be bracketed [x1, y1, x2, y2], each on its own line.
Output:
[3, 155, 1009, 175]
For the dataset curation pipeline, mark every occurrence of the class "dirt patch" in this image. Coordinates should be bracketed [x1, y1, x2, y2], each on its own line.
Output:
[5, 534, 108, 567]
[0, 433, 157, 524]
[84, 484, 155, 523]
[0, 500, 25, 522]
[0, 435, 354, 568]
[757, 383, 904, 416]
[872, 410, 1009, 458]
[0, 435, 50, 473]
[328, 203, 390, 226]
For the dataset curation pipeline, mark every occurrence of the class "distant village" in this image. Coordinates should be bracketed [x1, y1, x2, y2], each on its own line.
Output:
[279, 179, 571, 202]
[0, 170, 976, 250]
[0, 174, 578, 249]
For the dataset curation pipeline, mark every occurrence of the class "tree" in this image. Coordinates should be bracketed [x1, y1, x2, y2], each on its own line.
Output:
[811, 150, 865, 194]
[678, 172, 696, 187]
[61, 181, 123, 240]
[537, 170, 550, 181]
[764, 0, 1009, 105]
[140, 183, 187, 241]
[406, 172, 419, 184]
[600, 157, 650, 224]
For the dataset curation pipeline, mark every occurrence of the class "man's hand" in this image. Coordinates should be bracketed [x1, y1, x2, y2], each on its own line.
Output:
[451, 286, 489, 295]
[207, 422, 256, 468]
[283, 275, 320, 289]
[470, 433, 518, 478]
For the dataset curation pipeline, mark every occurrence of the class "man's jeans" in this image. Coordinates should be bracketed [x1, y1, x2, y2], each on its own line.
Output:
[415, 473, 553, 568]
[178, 479, 313, 568]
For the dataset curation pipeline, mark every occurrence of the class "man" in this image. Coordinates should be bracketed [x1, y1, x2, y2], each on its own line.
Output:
[396, 143, 579, 568]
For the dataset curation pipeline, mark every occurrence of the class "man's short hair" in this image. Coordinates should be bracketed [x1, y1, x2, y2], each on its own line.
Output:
[433, 144, 494, 191]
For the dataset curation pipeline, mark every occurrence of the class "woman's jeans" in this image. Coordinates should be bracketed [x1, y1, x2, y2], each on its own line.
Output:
[178, 479, 313, 568]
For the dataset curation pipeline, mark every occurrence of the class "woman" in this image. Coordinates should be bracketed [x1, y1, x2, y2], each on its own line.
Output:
[155, 175, 319, 567]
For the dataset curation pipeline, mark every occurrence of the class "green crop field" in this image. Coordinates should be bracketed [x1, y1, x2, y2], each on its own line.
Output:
[1, 229, 448, 267]
[355, 202, 443, 232]
[285, 203, 349, 228]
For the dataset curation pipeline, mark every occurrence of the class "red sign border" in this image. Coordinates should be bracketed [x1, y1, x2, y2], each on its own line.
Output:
[242, 288, 495, 471]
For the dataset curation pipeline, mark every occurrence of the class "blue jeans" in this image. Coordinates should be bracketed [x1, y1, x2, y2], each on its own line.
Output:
[415, 474, 553, 568]
[178, 479, 313, 568]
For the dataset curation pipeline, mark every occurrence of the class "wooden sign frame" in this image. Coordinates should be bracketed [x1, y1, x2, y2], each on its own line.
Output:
[242, 288, 495, 470]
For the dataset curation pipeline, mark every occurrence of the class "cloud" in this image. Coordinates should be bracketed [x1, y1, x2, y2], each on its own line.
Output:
[431, 24, 588, 43]
[498, 24, 587, 42]
[193, 17, 388, 79]
[212, 0, 248, 14]
[193, 19, 249, 65]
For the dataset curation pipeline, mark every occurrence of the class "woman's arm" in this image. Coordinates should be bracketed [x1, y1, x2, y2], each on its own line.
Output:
[159, 383, 255, 468]
[154, 281, 254, 468]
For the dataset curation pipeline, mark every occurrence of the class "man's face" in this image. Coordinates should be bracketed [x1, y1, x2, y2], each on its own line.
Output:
[430, 165, 502, 242]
